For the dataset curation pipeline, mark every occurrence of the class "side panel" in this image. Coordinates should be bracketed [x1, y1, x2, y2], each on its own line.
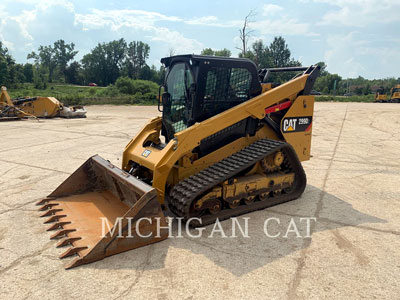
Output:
[280, 95, 314, 161]
[19, 97, 61, 117]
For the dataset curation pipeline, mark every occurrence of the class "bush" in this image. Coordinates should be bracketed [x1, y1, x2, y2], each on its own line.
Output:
[115, 77, 158, 97]
[88, 88, 96, 96]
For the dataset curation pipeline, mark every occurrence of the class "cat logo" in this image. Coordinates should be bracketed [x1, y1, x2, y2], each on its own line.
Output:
[141, 149, 152, 158]
[283, 119, 297, 132]
[282, 116, 313, 133]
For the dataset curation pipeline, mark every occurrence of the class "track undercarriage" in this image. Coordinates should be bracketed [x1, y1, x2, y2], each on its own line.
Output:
[168, 139, 306, 226]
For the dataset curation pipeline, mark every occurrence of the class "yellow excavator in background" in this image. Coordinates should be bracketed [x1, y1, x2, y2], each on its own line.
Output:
[374, 87, 387, 103]
[390, 85, 400, 103]
[0, 86, 86, 120]
[36, 55, 320, 269]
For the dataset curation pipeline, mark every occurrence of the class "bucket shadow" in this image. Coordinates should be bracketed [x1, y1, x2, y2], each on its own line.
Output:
[81, 185, 386, 276]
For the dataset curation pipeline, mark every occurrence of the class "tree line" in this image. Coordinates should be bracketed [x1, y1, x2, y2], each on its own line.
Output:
[1, 36, 398, 96]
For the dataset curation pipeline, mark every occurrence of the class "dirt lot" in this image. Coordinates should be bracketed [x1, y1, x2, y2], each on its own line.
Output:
[0, 103, 399, 299]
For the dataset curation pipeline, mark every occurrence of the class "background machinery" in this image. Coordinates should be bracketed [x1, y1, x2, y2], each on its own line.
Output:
[390, 85, 400, 103]
[374, 87, 387, 102]
[0, 86, 86, 120]
[37, 55, 320, 268]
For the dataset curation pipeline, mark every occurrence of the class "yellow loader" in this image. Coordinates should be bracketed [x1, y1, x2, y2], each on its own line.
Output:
[390, 85, 400, 103]
[374, 87, 387, 103]
[37, 55, 320, 268]
[0, 86, 86, 120]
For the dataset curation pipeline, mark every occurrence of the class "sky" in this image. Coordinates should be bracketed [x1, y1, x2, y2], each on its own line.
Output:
[0, 0, 399, 79]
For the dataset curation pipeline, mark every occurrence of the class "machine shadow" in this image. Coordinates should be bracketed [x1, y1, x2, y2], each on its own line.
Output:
[85, 184, 385, 276]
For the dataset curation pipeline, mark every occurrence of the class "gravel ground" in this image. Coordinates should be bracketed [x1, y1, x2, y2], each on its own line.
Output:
[0, 103, 399, 299]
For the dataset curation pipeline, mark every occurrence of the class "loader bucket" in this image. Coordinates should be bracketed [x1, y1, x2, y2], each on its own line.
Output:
[36, 155, 168, 269]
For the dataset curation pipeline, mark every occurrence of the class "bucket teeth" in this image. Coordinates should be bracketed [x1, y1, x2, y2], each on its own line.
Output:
[36, 197, 56, 206]
[59, 246, 88, 259]
[46, 221, 71, 231]
[40, 208, 63, 218]
[38, 203, 59, 211]
[44, 214, 66, 224]
[56, 237, 82, 248]
[50, 229, 76, 239]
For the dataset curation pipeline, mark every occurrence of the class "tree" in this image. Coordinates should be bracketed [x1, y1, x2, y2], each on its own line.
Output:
[236, 10, 256, 56]
[200, 48, 232, 57]
[27, 45, 57, 82]
[242, 40, 272, 68]
[167, 48, 176, 57]
[314, 73, 342, 94]
[33, 65, 48, 89]
[0, 41, 17, 85]
[54, 39, 78, 82]
[65, 61, 83, 85]
[125, 41, 150, 79]
[201, 48, 214, 56]
[23, 63, 34, 82]
[363, 83, 371, 95]
[316, 62, 328, 76]
[81, 39, 127, 86]
[268, 37, 300, 68]
[243, 36, 301, 82]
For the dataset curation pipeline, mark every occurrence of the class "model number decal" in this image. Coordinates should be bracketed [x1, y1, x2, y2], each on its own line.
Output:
[282, 116, 312, 133]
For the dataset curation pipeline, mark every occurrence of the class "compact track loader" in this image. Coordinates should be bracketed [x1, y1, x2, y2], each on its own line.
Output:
[37, 55, 320, 268]
[390, 85, 400, 103]
[374, 87, 387, 103]
[0, 86, 86, 120]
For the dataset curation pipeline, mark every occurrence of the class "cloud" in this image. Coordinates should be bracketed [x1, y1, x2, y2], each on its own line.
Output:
[184, 16, 241, 27]
[0, 3, 205, 61]
[313, 0, 400, 26]
[252, 17, 318, 37]
[75, 9, 203, 54]
[262, 4, 284, 15]
[324, 31, 400, 78]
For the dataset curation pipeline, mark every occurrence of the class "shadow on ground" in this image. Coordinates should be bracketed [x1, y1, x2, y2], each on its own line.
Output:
[69, 185, 385, 276]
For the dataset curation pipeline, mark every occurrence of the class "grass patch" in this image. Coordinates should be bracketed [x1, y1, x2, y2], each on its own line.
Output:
[7, 83, 376, 106]
[6, 83, 158, 106]
[316, 95, 375, 103]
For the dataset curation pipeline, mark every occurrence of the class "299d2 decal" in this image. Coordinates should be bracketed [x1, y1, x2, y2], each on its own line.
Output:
[282, 116, 312, 133]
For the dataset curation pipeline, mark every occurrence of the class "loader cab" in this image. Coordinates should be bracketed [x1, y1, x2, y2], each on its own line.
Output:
[160, 55, 262, 142]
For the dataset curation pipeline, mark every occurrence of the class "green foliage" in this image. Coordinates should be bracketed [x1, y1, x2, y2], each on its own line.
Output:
[125, 41, 150, 79]
[115, 77, 158, 101]
[201, 48, 232, 57]
[314, 73, 342, 94]
[316, 94, 374, 103]
[243, 36, 301, 83]
[65, 61, 83, 85]
[0, 41, 18, 86]
[54, 39, 78, 81]
[88, 88, 96, 96]
[27, 45, 57, 82]
[33, 65, 48, 89]
[82, 39, 127, 86]
[23, 64, 34, 82]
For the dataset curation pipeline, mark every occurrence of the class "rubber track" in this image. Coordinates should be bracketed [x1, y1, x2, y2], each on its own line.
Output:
[168, 138, 307, 227]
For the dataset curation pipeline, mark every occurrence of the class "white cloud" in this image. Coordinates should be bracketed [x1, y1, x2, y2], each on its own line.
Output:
[184, 16, 241, 27]
[324, 31, 400, 78]
[252, 17, 318, 37]
[262, 4, 284, 15]
[313, 0, 400, 26]
[75, 9, 203, 54]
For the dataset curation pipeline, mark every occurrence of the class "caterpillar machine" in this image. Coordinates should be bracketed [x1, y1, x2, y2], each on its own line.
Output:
[36, 55, 320, 269]
[374, 87, 387, 103]
[390, 85, 400, 103]
[0, 86, 86, 120]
